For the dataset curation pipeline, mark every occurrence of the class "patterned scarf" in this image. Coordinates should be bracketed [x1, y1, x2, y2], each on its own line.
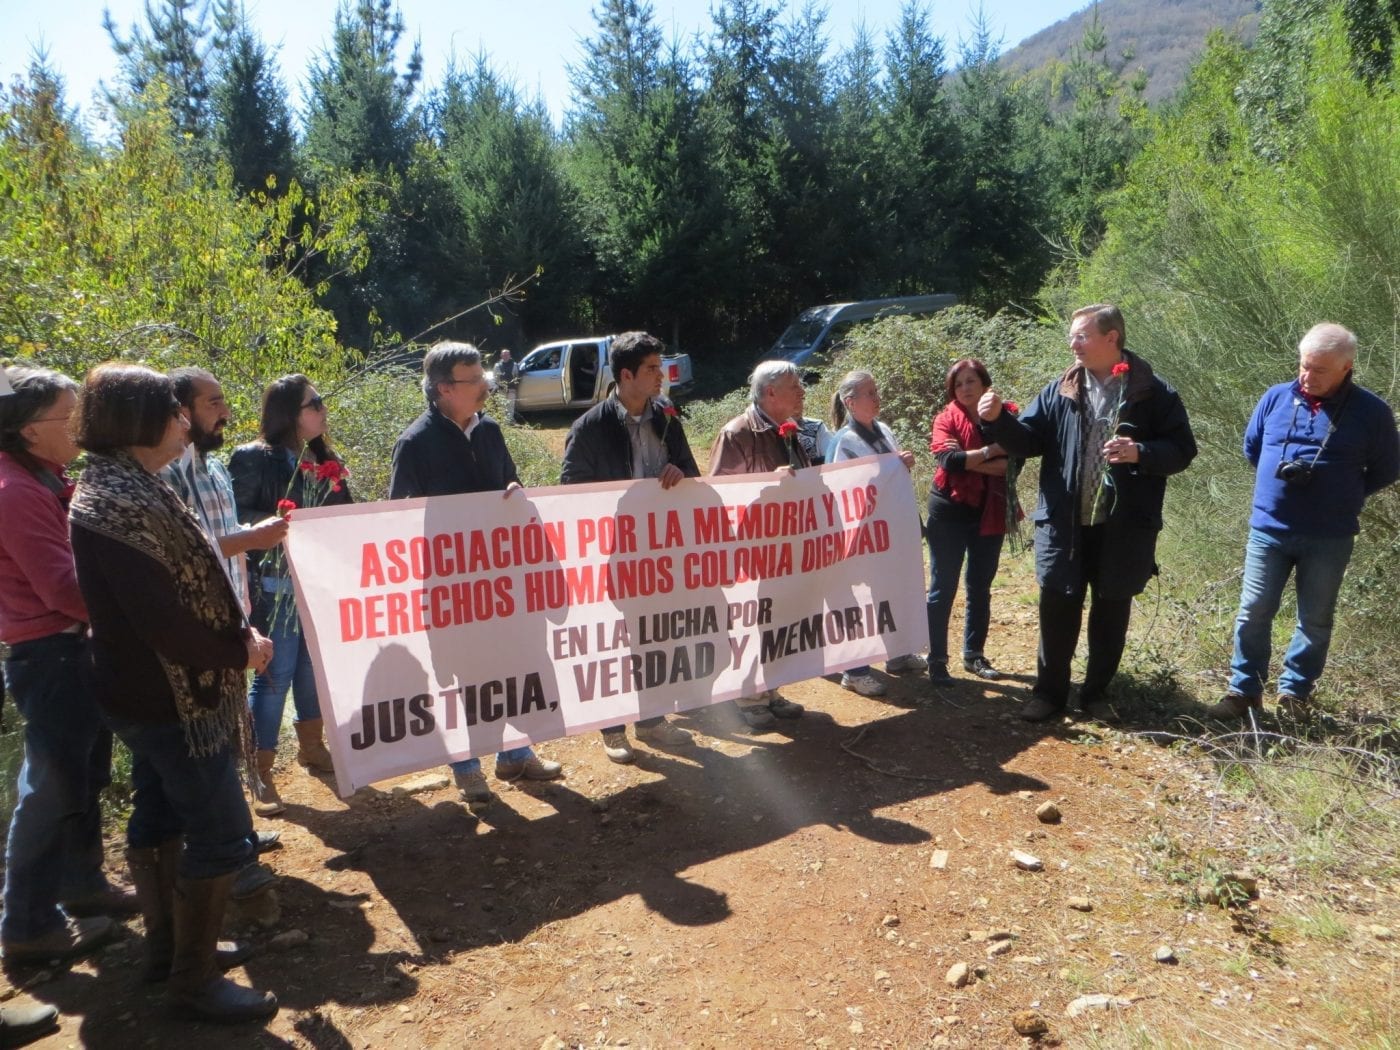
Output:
[70, 451, 252, 764]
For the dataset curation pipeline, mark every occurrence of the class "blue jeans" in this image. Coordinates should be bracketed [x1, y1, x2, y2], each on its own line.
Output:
[1230, 528, 1354, 700]
[107, 717, 253, 880]
[926, 516, 1005, 666]
[248, 606, 320, 751]
[1, 633, 114, 942]
[449, 747, 534, 776]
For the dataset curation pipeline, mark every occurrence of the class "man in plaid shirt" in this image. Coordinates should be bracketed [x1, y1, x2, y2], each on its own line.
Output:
[162, 368, 287, 615]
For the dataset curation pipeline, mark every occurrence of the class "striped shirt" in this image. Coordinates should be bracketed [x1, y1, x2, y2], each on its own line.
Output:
[162, 445, 250, 615]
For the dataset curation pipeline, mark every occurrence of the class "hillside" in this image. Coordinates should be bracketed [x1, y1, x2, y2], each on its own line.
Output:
[1002, 0, 1262, 104]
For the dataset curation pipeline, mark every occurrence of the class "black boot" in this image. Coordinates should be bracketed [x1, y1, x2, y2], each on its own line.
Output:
[167, 873, 276, 1023]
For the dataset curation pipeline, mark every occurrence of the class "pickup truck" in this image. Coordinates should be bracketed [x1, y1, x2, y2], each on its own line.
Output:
[508, 336, 694, 414]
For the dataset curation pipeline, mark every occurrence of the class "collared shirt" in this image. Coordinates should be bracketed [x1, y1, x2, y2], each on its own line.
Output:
[162, 445, 250, 614]
[1079, 368, 1123, 525]
[613, 397, 669, 480]
[0, 451, 87, 642]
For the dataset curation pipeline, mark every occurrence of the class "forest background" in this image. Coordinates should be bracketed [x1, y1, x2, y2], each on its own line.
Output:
[1, 0, 1399, 719]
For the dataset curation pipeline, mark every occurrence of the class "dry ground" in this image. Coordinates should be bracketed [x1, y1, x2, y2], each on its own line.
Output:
[4, 420, 1397, 1048]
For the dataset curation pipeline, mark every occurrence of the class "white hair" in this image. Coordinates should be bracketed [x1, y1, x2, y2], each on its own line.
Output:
[750, 360, 801, 404]
[1298, 323, 1357, 362]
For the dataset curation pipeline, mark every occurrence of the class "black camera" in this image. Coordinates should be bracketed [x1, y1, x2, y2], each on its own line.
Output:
[1275, 459, 1315, 486]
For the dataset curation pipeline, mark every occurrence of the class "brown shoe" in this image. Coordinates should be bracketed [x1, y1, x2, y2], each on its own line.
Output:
[1204, 693, 1262, 720]
[293, 719, 335, 774]
[252, 750, 284, 817]
[1276, 693, 1310, 719]
[1020, 695, 1066, 723]
[2, 915, 116, 965]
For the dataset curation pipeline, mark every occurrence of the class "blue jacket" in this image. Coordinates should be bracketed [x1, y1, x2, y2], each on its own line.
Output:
[988, 350, 1197, 599]
[1245, 378, 1399, 537]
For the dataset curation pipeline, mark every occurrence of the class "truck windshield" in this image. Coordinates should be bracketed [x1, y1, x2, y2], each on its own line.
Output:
[774, 314, 831, 350]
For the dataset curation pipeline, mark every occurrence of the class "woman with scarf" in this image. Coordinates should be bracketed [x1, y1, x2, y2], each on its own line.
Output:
[828, 371, 928, 696]
[69, 363, 277, 1024]
[927, 358, 1016, 686]
[228, 375, 352, 815]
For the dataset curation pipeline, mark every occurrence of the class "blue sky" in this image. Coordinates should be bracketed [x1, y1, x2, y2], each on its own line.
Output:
[1, 0, 1089, 128]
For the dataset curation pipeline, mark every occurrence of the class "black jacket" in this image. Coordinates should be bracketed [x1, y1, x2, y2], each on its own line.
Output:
[389, 407, 519, 498]
[989, 349, 1197, 599]
[227, 442, 354, 573]
[560, 396, 699, 483]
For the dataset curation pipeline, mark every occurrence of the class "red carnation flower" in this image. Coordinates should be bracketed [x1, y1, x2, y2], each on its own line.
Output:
[1004, 401, 1020, 415]
[1111, 362, 1130, 377]
[276, 499, 297, 519]
[777, 421, 798, 439]
[663, 405, 678, 418]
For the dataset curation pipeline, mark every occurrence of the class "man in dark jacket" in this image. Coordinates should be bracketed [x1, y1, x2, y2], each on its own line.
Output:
[561, 332, 699, 763]
[1206, 323, 1398, 720]
[979, 304, 1197, 721]
[389, 342, 564, 810]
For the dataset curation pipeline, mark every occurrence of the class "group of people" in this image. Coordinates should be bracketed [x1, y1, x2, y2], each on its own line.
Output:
[0, 304, 1396, 1041]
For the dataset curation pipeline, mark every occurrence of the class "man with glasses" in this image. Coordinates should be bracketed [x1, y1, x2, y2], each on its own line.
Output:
[389, 342, 564, 811]
[1207, 323, 1399, 720]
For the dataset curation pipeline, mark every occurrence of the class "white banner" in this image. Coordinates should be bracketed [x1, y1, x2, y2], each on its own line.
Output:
[284, 456, 926, 795]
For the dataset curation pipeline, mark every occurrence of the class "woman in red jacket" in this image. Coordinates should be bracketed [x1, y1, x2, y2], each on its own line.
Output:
[927, 359, 1017, 686]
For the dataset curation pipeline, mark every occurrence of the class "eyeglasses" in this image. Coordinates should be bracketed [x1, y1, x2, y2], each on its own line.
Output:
[29, 414, 73, 424]
[301, 395, 325, 411]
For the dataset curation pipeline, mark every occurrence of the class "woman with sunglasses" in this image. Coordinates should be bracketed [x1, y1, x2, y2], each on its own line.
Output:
[228, 375, 352, 815]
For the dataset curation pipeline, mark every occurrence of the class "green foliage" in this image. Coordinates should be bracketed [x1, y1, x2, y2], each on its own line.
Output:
[0, 72, 364, 427]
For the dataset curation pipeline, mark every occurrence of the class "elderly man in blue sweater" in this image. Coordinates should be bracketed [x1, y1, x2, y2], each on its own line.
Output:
[1208, 323, 1399, 719]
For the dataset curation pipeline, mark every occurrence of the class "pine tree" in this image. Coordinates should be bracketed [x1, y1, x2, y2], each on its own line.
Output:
[210, 0, 294, 195]
[104, 0, 215, 146]
[303, 0, 423, 176]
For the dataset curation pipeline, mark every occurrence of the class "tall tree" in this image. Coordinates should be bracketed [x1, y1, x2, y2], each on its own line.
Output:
[434, 58, 583, 342]
[210, 0, 294, 195]
[949, 8, 1054, 303]
[1043, 4, 1149, 244]
[567, 2, 731, 344]
[104, 0, 215, 147]
[873, 1, 958, 293]
[302, 0, 423, 177]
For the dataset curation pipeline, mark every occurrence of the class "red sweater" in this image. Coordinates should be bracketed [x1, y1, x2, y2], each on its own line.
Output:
[0, 451, 88, 643]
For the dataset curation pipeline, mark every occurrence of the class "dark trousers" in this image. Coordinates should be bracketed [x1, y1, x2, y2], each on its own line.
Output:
[1035, 525, 1134, 708]
[106, 718, 254, 881]
[1, 632, 112, 942]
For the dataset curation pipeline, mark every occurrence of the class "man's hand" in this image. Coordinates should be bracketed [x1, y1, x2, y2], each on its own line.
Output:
[978, 390, 1003, 422]
[503, 481, 524, 498]
[1103, 436, 1140, 465]
[897, 449, 915, 471]
[657, 463, 686, 490]
[220, 516, 288, 556]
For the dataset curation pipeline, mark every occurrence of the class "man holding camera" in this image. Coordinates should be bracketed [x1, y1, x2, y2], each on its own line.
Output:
[1208, 323, 1399, 720]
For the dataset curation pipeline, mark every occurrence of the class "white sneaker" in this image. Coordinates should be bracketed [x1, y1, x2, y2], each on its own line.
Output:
[841, 672, 887, 697]
[634, 720, 693, 747]
[601, 730, 635, 764]
[884, 653, 927, 674]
